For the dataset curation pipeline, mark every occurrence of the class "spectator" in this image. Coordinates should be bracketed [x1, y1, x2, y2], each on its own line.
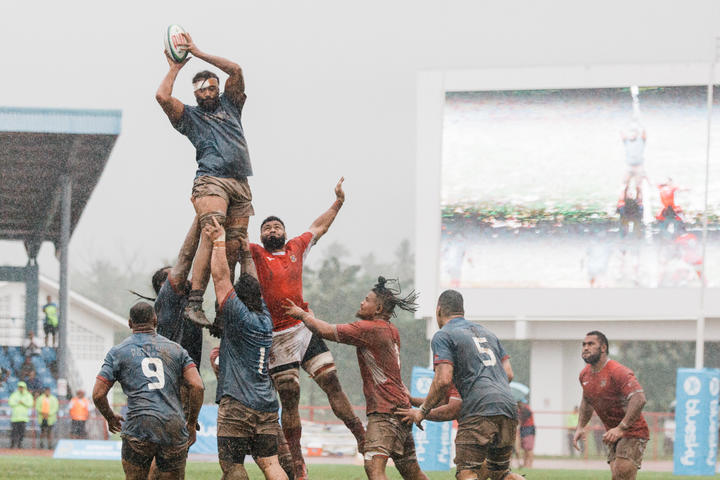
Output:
[22, 331, 41, 357]
[42, 296, 59, 348]
[8, 381, 33, 448]
[35, 387, 59, 449]
[566, 406, 579, 456]
[69, 389, 91, 439]
[25, 370, 43, 397]
[19, 357, 34, 382]
[0, 367, 9, 387]
[518, 399, 535, 468]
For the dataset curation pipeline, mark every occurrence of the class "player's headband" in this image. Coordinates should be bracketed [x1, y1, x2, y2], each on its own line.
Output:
[193, 77, 219, 92]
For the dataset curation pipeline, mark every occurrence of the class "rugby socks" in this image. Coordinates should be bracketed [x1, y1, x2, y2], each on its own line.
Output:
[283, 426, 303, 461]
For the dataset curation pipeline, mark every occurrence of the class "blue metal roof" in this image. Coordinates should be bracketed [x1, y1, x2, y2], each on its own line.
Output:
[0, 106, 121, 135]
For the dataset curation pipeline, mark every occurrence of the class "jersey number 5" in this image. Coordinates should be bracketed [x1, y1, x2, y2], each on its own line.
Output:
[472, 337, 497, 367]
[141, 358, 165, 390]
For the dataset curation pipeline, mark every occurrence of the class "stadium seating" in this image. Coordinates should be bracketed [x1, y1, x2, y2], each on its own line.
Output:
[0, 346, 58, 398]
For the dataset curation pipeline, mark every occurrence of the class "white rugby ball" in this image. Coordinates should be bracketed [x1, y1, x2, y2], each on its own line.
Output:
[164, 24, 189, 63]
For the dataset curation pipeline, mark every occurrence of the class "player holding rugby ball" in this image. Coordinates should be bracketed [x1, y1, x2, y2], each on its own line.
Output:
[156, 30, 254, 329]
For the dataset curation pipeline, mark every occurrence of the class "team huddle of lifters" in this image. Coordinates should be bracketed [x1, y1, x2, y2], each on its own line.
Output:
[89, 33, 648, 480]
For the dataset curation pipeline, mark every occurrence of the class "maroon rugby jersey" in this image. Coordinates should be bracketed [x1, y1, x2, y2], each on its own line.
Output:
[579, 360, 649, 439]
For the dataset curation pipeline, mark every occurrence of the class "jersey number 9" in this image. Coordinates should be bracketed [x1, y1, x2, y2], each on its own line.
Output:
[141, 357, 166, 390]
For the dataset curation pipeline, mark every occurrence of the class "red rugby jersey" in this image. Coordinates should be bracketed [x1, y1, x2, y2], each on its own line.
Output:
[579, 360, 649, 439]
[250, 232, 314, 332]
[334, 319, 411, 414]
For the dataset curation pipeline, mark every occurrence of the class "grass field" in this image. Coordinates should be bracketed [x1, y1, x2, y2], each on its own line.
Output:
[1, 457, 704, 480]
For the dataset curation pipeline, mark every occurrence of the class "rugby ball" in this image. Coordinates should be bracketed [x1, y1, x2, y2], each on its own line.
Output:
[164, 24, 189, 63]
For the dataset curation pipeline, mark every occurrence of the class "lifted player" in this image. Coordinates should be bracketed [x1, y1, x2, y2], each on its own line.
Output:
[205, 218, 287, 480]
[573, 331, 649, 480]
[157, 31, 254, 327]
[403, 290, 522, 480]
[92, 303, 204, 480]
[285, 277, 427, 480]
[250, 177, 364, 479]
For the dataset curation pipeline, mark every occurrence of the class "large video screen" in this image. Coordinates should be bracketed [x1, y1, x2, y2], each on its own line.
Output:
[440, 86, 720, 288]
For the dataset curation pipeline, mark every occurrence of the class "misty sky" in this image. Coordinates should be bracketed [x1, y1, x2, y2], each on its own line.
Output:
[0, 1, 422, 280]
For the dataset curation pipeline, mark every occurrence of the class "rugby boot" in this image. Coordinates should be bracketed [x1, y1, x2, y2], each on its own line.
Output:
[184, 290, 212, 327]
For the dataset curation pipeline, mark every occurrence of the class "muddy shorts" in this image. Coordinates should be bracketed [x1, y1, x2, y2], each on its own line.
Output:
[191, 175, 254, 218]
[455, 415, 517, 474]
[268, 322, 334, 378]
[608, 437, 648, 469]
[364, 413, 417, 466]
[217, 396, 279, 461]
[121, 435, 188, 472]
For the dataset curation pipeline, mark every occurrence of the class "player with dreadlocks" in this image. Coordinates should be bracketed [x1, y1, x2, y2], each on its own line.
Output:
[284, 277, 428, 480]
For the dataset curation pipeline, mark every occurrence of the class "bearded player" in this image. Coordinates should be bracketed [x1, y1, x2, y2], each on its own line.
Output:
[403, 290, 522, 480]
[573, 331, 649, 480]
[156, 31, 254, 327]
[205, 218, 287, 480]
[285, 277, 428, 480]
[250, 177, 364, 479]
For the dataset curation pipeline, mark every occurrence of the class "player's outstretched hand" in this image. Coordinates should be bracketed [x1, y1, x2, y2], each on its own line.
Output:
[107, 413, 124, 434]
[602, 426, 624, 445]
[334, 177, 345, 203]
[178, 32, 199, 56]
[572, 427, 585, 451]
[283, 299, 306, 320]
[164, 50, 190, 70]
[395, 406, 424, 430]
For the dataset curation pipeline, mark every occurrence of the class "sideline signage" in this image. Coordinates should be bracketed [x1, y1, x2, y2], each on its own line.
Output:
[54, 439, 121, 460]
[410, 366, 453, 471]
[189, 404, 218, 455]
[673, 368, 719, 476]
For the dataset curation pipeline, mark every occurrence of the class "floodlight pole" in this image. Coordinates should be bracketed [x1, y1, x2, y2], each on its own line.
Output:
[57, 173, 71, 388]
[696, 39, 719, 369]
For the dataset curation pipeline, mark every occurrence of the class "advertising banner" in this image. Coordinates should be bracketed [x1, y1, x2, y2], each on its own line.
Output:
[53, 439, 121, 460]
[189, 404, 219, 455]
[410, 366, 453, 471]
[673, 368, 720, 476]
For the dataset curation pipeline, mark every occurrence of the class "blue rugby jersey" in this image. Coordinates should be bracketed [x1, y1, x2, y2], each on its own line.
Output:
[97, 332, 195, 445]
[431, 317, 517, 421]
[216, 291, 278, 412]
[155, 278, 203, 366]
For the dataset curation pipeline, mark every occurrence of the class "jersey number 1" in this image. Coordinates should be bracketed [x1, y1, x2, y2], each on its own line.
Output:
[141, 358, 165, 390]
[472, 337, 497, 366]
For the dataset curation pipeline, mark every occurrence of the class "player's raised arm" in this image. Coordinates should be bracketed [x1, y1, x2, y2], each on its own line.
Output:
[204, 218, 233, 302]
[156, 51, 190, 125]
[502, 357, 514, 382]
[283, 299, 335, 340]
[170, 216, 200, 286]
[308, 177, 345, 242]
[239, 235, 257, 281]
[415, 363, 454, 426]
[92, 378, 123, 434]
[176, 32, 245, 107]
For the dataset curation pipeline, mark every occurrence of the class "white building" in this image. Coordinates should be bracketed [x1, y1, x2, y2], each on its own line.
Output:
[0, 275, 128, 393]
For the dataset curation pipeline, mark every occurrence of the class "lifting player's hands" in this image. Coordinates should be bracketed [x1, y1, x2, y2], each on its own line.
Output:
[572, 427, 585, 451]
[602, 425, 625, 445]
[334, 177, 345, 204]
[395, 406, 425, 431]
[107, 412, 124, 434]
[164, 50, 190, 70]
[176, 32, 199, 56]
[203, 217, 226, 243]
[283, 299, 307, 321]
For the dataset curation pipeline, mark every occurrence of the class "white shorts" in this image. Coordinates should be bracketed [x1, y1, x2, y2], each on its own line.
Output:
[268, 322, 335, 377]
